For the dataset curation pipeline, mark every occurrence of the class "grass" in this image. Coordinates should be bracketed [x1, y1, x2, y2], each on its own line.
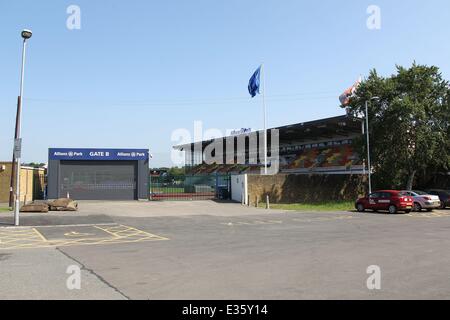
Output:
[151, 187, 185, 193]
[0, 206, 12, 213]
[267, 200, 354, 212]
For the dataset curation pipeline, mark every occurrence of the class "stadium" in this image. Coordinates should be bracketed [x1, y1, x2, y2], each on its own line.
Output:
[173, 115, 365, 176]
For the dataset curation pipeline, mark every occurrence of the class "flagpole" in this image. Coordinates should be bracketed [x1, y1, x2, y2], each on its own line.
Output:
[261, 63, 267, 175]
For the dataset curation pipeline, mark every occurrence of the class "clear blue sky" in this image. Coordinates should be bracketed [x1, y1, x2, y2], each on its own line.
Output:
[1, 0, 449, 167]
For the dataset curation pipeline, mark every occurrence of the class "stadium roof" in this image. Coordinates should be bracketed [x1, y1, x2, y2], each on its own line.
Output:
[173, 115, 363, 150]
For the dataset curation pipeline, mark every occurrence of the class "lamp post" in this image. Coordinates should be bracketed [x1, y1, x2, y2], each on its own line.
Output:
[365, 96, 379, 195]
[12, 29, 32, 226]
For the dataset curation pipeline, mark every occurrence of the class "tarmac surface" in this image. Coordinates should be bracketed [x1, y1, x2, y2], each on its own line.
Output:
[1, 200, 450, 299]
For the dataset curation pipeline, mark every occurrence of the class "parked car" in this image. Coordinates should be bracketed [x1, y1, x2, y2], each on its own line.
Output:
[355, 190, 413, 214]
[424, 189, 450, 209]
[400, 190, 441, 212]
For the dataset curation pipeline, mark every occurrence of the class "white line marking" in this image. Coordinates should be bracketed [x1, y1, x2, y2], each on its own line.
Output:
[1, 223, 118, 229]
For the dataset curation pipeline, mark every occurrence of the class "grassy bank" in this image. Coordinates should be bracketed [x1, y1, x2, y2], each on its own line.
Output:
[0, 206, 12, 213]
[267, 201, 354, 212]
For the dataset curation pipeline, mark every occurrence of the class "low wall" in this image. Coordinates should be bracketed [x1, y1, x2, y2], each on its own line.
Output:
[247, 173, 366, 205]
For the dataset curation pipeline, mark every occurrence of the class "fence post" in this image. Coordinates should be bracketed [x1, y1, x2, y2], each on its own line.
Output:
[266, 194, 270, 209]
[148, 174, 152, 201]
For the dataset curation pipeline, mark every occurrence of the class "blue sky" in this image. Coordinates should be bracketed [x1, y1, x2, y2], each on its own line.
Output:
[1, 0, 449, 167]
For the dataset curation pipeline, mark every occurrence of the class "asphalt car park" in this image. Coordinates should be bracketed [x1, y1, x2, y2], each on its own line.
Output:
[1, 201, 450, 299]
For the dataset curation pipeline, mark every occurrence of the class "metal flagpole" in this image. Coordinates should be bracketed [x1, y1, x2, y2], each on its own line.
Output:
[365, 100, 371, 194]
[261, 64, 267, 175]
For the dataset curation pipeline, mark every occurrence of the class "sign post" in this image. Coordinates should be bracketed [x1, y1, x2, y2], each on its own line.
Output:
[13, 138, 22, 158]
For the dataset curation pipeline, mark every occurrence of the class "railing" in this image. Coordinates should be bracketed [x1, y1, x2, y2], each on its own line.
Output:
[149, 174, 230, 201]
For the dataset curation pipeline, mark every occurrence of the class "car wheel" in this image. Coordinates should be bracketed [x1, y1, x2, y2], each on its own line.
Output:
[440, 202, 446, 209]
[356, 203, 365, 212]
[413, 202, 422, 212]
[405, 210, 411, 214]
[426, 208, 433, 212]
[388, 205, 397, 214]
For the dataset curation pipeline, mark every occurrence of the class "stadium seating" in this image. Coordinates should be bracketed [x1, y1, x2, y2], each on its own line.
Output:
[186, 145, 361, 175]
[281, 145, 361, 171]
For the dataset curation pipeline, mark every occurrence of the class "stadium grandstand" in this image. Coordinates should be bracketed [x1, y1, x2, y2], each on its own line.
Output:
[173, 115, 365, 175]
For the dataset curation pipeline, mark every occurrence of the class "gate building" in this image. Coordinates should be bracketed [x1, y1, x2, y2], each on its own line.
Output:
[47, 148, 149, 200]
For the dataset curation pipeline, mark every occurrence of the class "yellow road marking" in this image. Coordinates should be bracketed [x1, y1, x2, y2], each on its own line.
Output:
[404, 210, 450, 218]
[64, 231, 95, 237]
[0, 224, 168, 250]
[32, 228, 47, 242]
[93, 225, 117, 237]
[291, 215, 354, 223]
[430, 212, 441, 217]
[99, 224, 170, 241]
[254, 220, 274, 224]
[222, 216, 355, 227]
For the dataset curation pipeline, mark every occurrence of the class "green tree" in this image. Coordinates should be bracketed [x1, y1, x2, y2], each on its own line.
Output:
[23, 162, 46, 168]
[168, 166, 185, 177]
[344, 63, 450, 190]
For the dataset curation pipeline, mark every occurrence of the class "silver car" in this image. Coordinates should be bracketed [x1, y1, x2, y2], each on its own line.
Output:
[401, 190, 441, 212]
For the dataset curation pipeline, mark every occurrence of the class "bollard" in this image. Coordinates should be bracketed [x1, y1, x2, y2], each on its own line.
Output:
[247, 194, 250, 207]
[241, 194, 245, 205]
[256, 195, 259, 208]
[266, 195, 270, 209]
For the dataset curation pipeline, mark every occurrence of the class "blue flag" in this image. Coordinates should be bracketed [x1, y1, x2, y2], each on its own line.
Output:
[248, 66, 261, 98]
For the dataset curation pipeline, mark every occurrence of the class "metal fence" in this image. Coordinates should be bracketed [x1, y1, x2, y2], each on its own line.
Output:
[149, 174, 230, 201]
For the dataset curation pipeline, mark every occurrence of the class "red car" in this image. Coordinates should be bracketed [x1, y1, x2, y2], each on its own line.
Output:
[355, 190, 413, 214]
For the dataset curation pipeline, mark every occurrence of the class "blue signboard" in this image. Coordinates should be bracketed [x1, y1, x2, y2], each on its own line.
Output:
[49, 148, 149, 161]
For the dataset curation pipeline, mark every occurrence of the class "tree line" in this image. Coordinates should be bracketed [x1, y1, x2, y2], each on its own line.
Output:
[344, 63, 450, 190]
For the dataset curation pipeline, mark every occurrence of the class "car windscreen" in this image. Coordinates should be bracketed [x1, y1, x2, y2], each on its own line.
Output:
[412, 190, 427, 195]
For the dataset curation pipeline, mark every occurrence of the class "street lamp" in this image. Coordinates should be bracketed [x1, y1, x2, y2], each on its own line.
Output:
[11, 29, 32, 226]
[365, 96, 379, 195]
[21, 29, 33, 39]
